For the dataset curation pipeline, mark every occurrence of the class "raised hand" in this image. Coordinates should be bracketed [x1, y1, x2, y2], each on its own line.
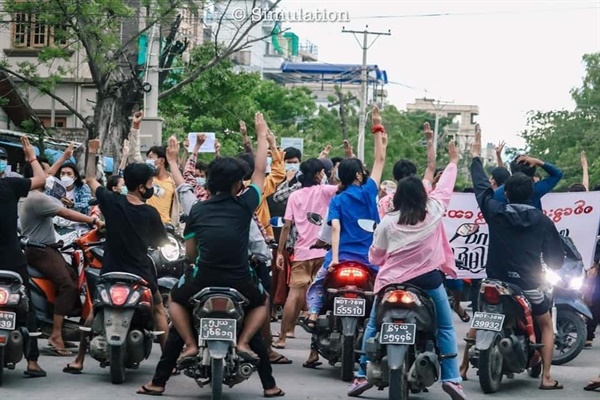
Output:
[343, 140, 355, 158]
[495, 140, 506, 155]
[132, 111, 143, 129]
[64, 143, 75, 159]
[88, 139, 100, 154]
[581, 150, 588, 168]
[239, 120, 247, 136]
[255, 112, 268, 139]
[424, 122, 434, 142]
[214, 139, 221, 156]
[266, 129, 277, 149]
[471, 124, 481, 158]
[20, 136, 37, 161]
[166, 136, 179, 164]
[372, 106, 382, 126]
[319, 144, 332, 158]
[449, 140, 459, 164]
[194, 133, 207, 152]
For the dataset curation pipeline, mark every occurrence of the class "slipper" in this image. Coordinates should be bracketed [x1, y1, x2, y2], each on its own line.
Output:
[264, 388, 285, 398]
[272, 342, 286, 350]
[270, 355, 293, 365]
[24, 369, 47, 378]
[237, 350, 259, 363]
[171, 367, 180, 376]
[459, 311, 471, 323]
[45, 347, 73, 356]
[539, 380, 564, 390]
[302, 360, 322, 369]
[176, 356, 197, 370]
[63, 363, 83, 375]
[136, 385, 164, 396]
[275, 332, 295, 339]
[299, 318, 317, 334]
[584, 381, 600, 391]
[48, 340, 78, 349]
[296, 316, 306, 326]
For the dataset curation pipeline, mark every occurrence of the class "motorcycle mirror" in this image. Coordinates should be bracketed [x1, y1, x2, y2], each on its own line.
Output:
[357, 219, 378, 233]
[306, 213, 323, 226]
[269, 217, 285, 228]
[456, 223, 479, 237]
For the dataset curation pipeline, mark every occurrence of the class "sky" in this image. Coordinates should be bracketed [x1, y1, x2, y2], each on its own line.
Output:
[280, 0, 600, 148]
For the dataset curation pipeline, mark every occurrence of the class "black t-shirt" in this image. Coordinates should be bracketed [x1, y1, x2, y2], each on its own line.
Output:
[184, 184, 261, 280]
[0, 177, 31, 269]
[97, 187, 168, 285]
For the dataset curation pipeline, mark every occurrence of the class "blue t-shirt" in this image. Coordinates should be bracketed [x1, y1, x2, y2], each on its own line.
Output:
[327, 178, 380, 267]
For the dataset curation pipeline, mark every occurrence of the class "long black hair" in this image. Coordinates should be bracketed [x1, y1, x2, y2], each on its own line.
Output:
[298, 158, 324, 188]
[393, 176, 428, 225]
[338, 158, 368, 190]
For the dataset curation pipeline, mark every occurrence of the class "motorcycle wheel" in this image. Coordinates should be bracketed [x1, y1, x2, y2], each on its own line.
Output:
[340, 335, 355, 382]
[479, 335, 503, 394]
[552, 310, 586, 365]
[211, 357, 224, 400]
[109, 344, 126, 384]
[388, 358, 408, 400]
[0, 347, 4, 386]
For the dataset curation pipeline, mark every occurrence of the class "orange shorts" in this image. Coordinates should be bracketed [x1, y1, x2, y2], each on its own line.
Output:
[289, 258, 324, 288]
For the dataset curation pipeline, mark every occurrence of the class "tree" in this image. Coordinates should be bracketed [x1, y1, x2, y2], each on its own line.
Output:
[522, 53, 600, 188]
[0, 0, 282, 163]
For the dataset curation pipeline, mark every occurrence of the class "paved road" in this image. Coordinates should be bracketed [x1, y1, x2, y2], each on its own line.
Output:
[2, 315, 598, 400]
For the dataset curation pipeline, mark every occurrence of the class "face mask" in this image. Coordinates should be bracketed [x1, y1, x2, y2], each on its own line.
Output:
[61, 176, 75, 187]
[146, 159, 156, 169]
[45, 176, 55, 191]
[285, 163, 299, 172]
[196, 177, 206, 186]
[141, 186, 154, 200]
[0, 159, 7, 174]
[120, 186, 128, 195]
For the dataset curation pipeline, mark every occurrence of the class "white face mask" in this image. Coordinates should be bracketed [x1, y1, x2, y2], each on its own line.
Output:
[61, 176, 75, 188]
[146, 159, 156, 168]
[285, 163, 300, 172]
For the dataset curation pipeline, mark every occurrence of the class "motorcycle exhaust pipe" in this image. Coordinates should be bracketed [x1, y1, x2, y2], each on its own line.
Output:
[498, 337, 525, 371]
[238, 363, 255, 379]
[126, 330, 145, 364]
[4, 330, 24, 364]
[409, 352, 439, 387]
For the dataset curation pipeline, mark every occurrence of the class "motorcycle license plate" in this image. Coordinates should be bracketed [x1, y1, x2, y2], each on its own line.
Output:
[0, 311, 16, 331]
[379, 323, 416, 345]
[199, 318, 236, 342]
[333, 297, 366, 317]
[471, 312, 505, 332]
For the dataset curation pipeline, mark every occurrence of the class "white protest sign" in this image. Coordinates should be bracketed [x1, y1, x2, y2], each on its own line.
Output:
[281, 137, 304, 155]
[443, 191, 600, 280]
[188, 132, 216, 153]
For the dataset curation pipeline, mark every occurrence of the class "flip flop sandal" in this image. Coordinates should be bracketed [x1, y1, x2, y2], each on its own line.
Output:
[176, 356, 197, 370]
[584, 381, 600, 391]
[300, 318, 317, 334]
[45, 347, 73, 357]
[302, 360, 322, 369]
[270, 355, 293, 365]
[237, 350, 260, 363]
[24, 369, 47, 378]
[136, 385, 164, 396]
[539, 380, 564, 390]
[272, 342, 286, 349]
[264, 388, 285, 398]
[459, 311, 471, 323]
[63, 364, 83, 375]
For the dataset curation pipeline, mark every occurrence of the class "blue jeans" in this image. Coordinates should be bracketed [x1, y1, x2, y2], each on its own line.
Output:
[355, 283, 462, 383]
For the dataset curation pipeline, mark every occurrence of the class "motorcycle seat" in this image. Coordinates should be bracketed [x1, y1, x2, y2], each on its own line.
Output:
[191, 287, 249, 306]
[482, 279, 524, 296]
[27, 266, 46, 279]
[90, 247, 104, 261]
[100, 272, 145, 285]
[0, 270, 23, 285]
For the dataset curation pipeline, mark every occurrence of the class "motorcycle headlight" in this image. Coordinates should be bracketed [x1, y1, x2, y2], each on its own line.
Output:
[545, 269, 562, 286]
[160, 236, 180, 262]
[569, 275, 584, 291]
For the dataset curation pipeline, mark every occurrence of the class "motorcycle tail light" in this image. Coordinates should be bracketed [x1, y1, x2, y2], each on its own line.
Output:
[208, 297, 229, 312]
[140, 288, 153, 307]
[383, 290, 421, 306]
[334, 265, 369, 287]
[0, 288, 8, 305]
[482, 286, 501, 305]
[109, 285, 130, 306]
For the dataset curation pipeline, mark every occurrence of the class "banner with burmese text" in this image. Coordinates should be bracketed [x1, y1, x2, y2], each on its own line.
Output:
[443, 191, 600, 280]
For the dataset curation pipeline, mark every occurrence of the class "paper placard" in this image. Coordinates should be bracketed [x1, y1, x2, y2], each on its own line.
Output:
[281, 137, 304, 154]
[47, 177, 67, 200]
[188, 132, 216, 153]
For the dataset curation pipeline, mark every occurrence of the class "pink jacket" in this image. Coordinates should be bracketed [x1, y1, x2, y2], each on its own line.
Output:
[377, 180, 433, 218]
[369, 164, 458, 294]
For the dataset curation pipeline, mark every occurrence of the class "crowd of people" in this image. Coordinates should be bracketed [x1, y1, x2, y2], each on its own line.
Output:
[0, 107, 599, 397]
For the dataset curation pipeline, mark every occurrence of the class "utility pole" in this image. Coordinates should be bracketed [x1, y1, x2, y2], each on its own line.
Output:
[342, 26, 391, 161]
[427, 98, 453, 158]
[140, 22, 163, 152]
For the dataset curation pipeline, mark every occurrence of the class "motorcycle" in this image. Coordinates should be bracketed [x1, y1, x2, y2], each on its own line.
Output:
[179, 287, 257, 400]
[361, 225, 478, 400]
[544, 235, 592, 365]
[0, 270, 38, 385]
[87, 271, 159, 384]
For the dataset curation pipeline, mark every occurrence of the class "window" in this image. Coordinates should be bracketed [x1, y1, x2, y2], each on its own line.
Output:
[471, 113, 479, 125]
[39, 116, 67, 128]
[11, 13, 66, 48]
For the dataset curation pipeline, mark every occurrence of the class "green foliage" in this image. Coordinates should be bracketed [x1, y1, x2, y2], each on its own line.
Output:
[522, 53, 600, 189]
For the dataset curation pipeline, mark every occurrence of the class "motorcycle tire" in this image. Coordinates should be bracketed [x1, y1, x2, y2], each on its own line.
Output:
[552, 309, 586, 365]
[478, 335, 503, 394]
[388, 358, 408, 400]
[0, 347, 4, 386]
[211, 357, 224, 400]
[109, 344, 126, 384]
[340, 335, 355, 382]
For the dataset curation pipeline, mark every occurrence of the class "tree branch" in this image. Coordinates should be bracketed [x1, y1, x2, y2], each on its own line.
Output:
[0, 66, 93, 131]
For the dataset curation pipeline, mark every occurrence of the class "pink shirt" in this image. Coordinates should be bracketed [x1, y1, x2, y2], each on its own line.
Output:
[377, 180, 432, 219]
[369, 165, 457, 294]
[285, 184, 338, 261]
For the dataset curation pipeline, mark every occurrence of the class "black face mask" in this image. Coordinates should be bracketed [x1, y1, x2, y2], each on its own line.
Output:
[141, 186, 154, 200]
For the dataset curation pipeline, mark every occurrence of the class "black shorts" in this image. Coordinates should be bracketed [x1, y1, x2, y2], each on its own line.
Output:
[170, 267, 266, 310]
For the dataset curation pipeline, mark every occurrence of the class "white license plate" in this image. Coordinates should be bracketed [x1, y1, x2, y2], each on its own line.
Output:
[471, 312, 505, 332]
[199, 318, 236, 342]
[379, 323, 416, 345]
[333, 297, 366, 317]
[0, 311, 16, 331]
